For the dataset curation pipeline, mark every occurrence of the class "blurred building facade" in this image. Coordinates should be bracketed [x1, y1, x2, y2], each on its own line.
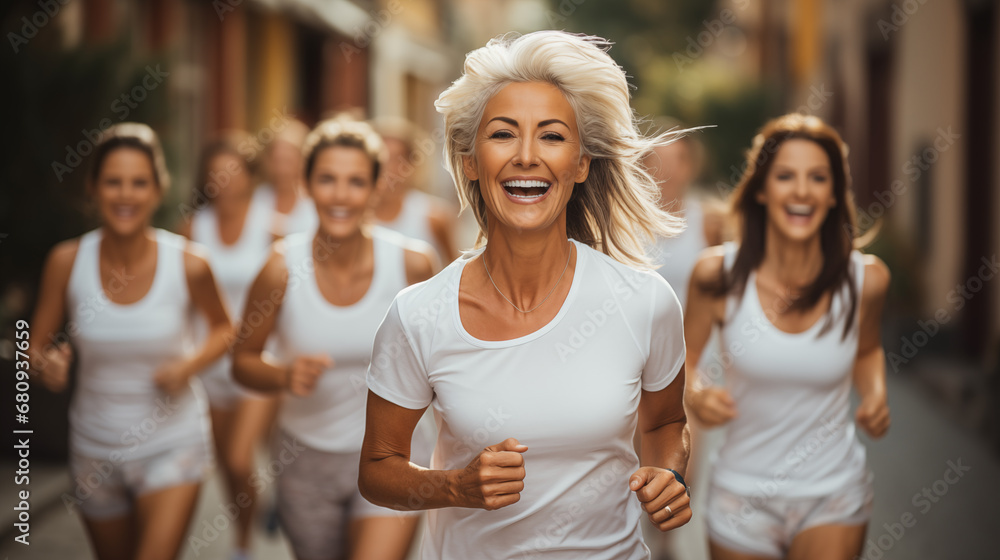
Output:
[711, 0, 1000, 362]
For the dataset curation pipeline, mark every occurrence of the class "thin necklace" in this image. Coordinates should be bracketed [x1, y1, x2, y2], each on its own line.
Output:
[482, 242, 573, 313]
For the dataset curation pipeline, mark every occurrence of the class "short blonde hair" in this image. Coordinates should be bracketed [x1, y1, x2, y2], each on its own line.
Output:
[302, 116, 387, 182]
[435, 30, 687, 269]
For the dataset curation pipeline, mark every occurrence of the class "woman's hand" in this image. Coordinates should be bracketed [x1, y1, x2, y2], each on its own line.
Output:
[687, 385, 737, 427]
[452, 437, 528, 510]
[856, 393, 890, 439]
[154, 359, 193, 395]
[286, 355, 333, 396]
[630, 467, 692, 532]
[36, 342, 73, 393]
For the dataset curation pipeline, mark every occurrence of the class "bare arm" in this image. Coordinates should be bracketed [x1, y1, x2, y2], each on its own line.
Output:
[853, 256, 891, 439]
[427, 200, 459, 263]
[404, 245, 438, 286]
[359, 391, 527, 511]
[231, 246, 290, 392]
[154, 247, 233, 393]
[29, 240, 79, 392]
[683, 248, 737, 426]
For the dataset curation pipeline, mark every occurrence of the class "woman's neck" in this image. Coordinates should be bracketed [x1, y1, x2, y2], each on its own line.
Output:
[482, 219, 573, 300]
[374, 184, 408, 222]
[101, 226, 154, 266]
[271, 180, 301, 214]
[758, 222, 824, 289]
[313, 227, 369, 270]
[213, 192, 252, 220]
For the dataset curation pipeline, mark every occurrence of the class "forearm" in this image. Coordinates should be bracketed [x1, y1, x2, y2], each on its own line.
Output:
[359, 455, 460, 511]
[853, 347, 887, 400]
[640, 419, 690, 477]
[183, 323, 233, 379]
[232, 350, 288, 392]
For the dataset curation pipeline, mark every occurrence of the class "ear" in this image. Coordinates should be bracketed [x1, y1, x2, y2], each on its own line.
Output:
[574, 154, 591, 184]
[462, 155, 479, 182]
[755, 189, 767, 205]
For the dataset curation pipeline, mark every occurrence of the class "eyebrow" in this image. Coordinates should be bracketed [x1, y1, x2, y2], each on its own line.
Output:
[486, 117, 570, 128]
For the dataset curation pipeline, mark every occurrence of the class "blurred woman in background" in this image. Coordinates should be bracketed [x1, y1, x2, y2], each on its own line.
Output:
[256, 119, 318, 237]
[685, 114, 891, 560]
[179, 132, 275, 560]
[31, 123, 230, 560]
[232, 117, 436, 560]
[372, 117, 460, 264]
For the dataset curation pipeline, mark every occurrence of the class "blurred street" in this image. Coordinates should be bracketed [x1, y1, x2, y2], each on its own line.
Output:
[2, 370, 998, 560]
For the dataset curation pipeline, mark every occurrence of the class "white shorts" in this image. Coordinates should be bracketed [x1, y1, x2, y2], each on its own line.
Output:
[274, 432, 417, 560]
[68, 441, 212, 520]
[706, 470, 874, 558]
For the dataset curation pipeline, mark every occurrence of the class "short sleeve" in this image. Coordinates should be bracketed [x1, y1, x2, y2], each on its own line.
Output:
[366, 298, 433, 409]
[641, 276, 686, 392]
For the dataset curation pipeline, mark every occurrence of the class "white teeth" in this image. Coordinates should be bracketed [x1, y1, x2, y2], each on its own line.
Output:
[508, 192, 545, 199]
[501, 179, 551, 189]
[327, 207, 350, 218]
[786, 204, 814, 217]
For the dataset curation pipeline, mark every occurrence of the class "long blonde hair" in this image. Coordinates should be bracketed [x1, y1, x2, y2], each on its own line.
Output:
[435, 31, 687, 269]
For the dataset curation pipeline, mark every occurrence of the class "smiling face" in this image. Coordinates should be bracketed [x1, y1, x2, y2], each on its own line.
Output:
[463, 81, 591, 235]
[207, 151, 252, 204]
[757, 138, 836, 242]
[307, 145, 377, 240]
[93, 147, 162, 236]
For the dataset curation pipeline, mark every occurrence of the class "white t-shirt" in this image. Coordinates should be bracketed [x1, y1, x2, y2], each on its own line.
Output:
[367, 239, 686, 560]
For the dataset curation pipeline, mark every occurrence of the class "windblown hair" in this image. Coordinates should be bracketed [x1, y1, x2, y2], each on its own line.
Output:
[302, 116, 387, 183]
[88, 122, 170, 192]
[435, 30, 687, 269]
[712, 113, 860, 338]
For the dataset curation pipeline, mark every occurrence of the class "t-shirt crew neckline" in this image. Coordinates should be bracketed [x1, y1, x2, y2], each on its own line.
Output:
[452, 238, 587, 349]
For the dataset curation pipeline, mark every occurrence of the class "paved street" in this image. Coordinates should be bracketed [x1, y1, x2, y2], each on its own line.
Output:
[2, 371, 998, 559]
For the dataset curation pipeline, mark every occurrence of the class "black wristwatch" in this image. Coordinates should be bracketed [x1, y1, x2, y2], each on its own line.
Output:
[666, 468, 690, 497]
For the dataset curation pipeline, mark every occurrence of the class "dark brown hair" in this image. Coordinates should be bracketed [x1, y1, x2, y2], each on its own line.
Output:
[87, 122, 170, 192]
[712, 113, 860, 338]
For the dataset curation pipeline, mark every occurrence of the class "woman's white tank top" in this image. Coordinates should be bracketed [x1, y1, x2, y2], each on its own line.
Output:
[713, 242, 868, 497]
[377, 190, 442, 261]
[191, 195, 273, 388]
[252, 185, 318, 237]
[651, 197, 707, 310]
[66, 228, 209, 460]
[272, 227, 410, 452]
